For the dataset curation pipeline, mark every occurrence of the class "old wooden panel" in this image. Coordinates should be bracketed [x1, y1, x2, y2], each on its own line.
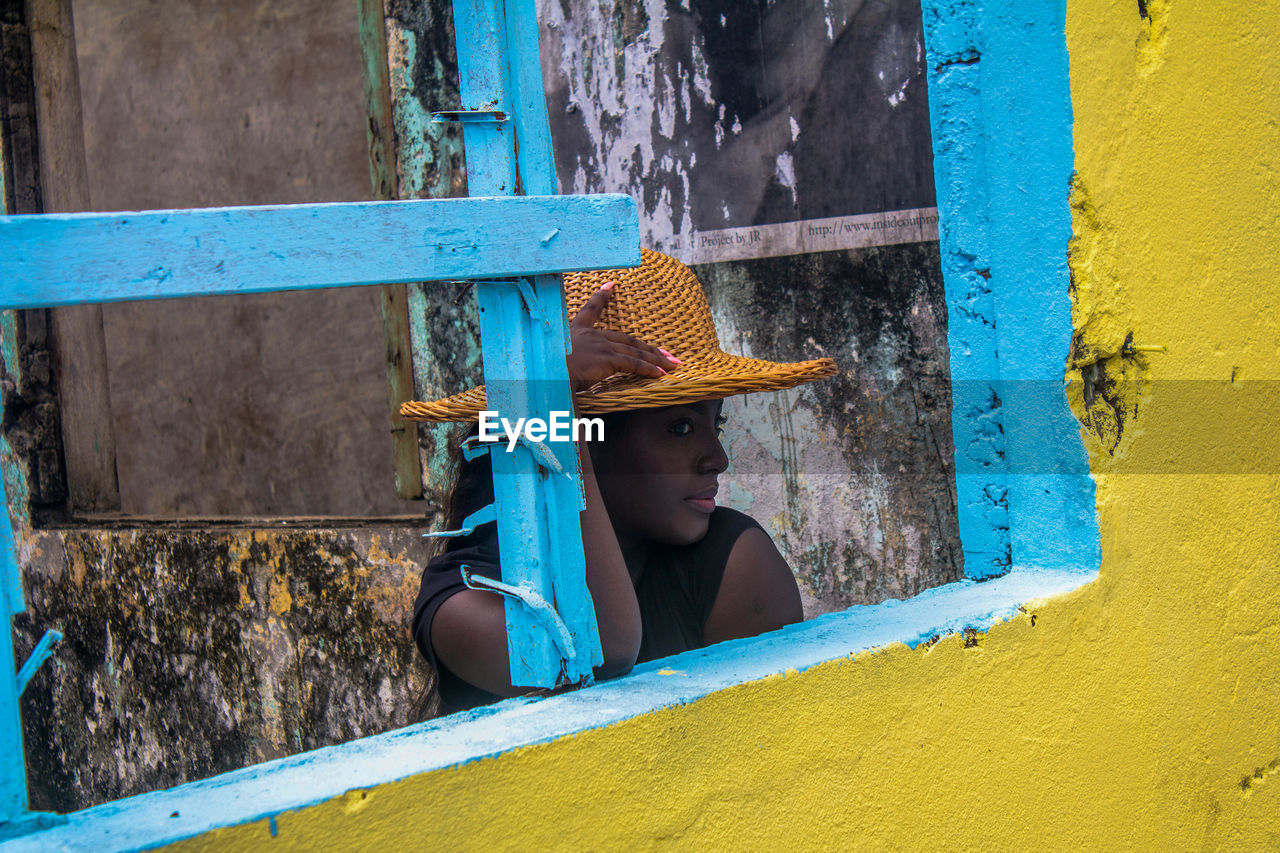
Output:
[376, 283, 423, 500]
[71, 0, 414, 518]
[26, 0, 119, 512]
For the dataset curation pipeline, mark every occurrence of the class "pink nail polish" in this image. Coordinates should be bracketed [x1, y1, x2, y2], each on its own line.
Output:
[601, 281, 615, 291]
[659, 348, 684, 365]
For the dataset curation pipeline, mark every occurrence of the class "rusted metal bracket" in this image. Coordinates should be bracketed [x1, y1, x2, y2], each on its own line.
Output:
[15, 630, 61, 696]
[459, 564, 576, 665]
[516, 434, 570, 479]
[431, 110, 508, 124]
[512, 277, 555, 332]
[459, 435, 493, 461]
[468, 431, 573, 481]
[422, 503, 496, 539]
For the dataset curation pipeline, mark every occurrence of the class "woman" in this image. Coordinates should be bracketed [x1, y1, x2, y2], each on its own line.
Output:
[402, 250, 836, 712]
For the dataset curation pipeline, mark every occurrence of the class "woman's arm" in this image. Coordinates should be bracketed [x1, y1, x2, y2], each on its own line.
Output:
[702, 527, 803, 644]
[429, 282, 671, 696]
[429, 442, 641, 695]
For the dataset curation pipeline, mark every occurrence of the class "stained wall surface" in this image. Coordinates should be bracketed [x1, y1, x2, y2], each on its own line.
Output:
[149, 0, 1280, 848]
[13, 523, 434, 813]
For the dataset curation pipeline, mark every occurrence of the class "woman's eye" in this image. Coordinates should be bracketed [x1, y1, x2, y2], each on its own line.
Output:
[669, 421, 693, 436]
[714, 416, 728, 436]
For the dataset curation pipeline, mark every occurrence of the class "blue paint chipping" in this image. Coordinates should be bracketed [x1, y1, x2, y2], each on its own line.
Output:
[449, 0, 606, 687]
[921, 0, 1101, 574]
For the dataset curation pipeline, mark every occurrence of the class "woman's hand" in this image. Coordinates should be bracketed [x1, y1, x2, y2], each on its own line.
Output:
[566, 282, 681, 391]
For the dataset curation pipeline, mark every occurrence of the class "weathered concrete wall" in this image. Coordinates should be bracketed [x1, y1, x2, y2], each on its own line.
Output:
[13, 523, 433, 812]
[701, 247, 959, 609]
[0, 1, 439, 812]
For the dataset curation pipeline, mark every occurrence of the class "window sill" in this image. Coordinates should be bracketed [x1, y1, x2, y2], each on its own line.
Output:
[2, 565, 1097, 852]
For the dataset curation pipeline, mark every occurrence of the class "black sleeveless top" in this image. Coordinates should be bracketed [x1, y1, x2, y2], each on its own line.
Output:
[411, 507, 761, 712]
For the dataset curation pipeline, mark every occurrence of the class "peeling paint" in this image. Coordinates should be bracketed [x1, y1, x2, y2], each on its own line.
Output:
[1135, 0, 1169, 76]
[541, 0, 936, 256]
[1064, 176, 1151, 460]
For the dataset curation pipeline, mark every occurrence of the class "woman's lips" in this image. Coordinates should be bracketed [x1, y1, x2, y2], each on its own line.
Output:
[685, 489, 717, 514]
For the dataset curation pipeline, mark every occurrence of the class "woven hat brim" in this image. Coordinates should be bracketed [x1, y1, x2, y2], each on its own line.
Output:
[399, 353, 837, 423]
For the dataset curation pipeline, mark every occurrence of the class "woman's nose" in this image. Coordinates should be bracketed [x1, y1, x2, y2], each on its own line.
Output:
[698, 435, 729, 475]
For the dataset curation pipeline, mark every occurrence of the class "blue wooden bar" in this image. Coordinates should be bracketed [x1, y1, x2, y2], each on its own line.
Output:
[449, 0, 609, 687]
[0, 194, 636, 308]
[1, 475, 29, 826]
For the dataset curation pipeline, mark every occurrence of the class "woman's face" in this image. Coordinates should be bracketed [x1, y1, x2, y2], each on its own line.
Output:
[591, 399, 729, 548]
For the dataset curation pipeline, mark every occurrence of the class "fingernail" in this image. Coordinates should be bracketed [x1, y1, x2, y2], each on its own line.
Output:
[601, 281, 615, 291]
[659, 348, 684, 365]
[657, 367, 668, 375]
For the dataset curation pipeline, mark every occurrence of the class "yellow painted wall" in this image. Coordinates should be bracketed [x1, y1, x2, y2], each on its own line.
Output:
[171, 1, 1280, 848]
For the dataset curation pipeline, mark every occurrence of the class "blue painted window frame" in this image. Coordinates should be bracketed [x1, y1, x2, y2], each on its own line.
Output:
[2, 0, 628, 837]
[923, 0, 1100, 577]
[0, 0, 1105, 848]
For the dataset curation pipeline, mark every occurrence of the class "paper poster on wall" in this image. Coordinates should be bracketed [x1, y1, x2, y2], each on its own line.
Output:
[541, 0, 938, 264]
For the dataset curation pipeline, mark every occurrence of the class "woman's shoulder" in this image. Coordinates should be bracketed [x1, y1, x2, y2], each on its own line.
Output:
[701, 510, 803, 644]
[676, 507, 764, 614]
[697, 506, 764, 552]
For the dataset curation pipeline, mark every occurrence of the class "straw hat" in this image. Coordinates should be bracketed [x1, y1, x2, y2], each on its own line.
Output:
[399, 248, 837, 422]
